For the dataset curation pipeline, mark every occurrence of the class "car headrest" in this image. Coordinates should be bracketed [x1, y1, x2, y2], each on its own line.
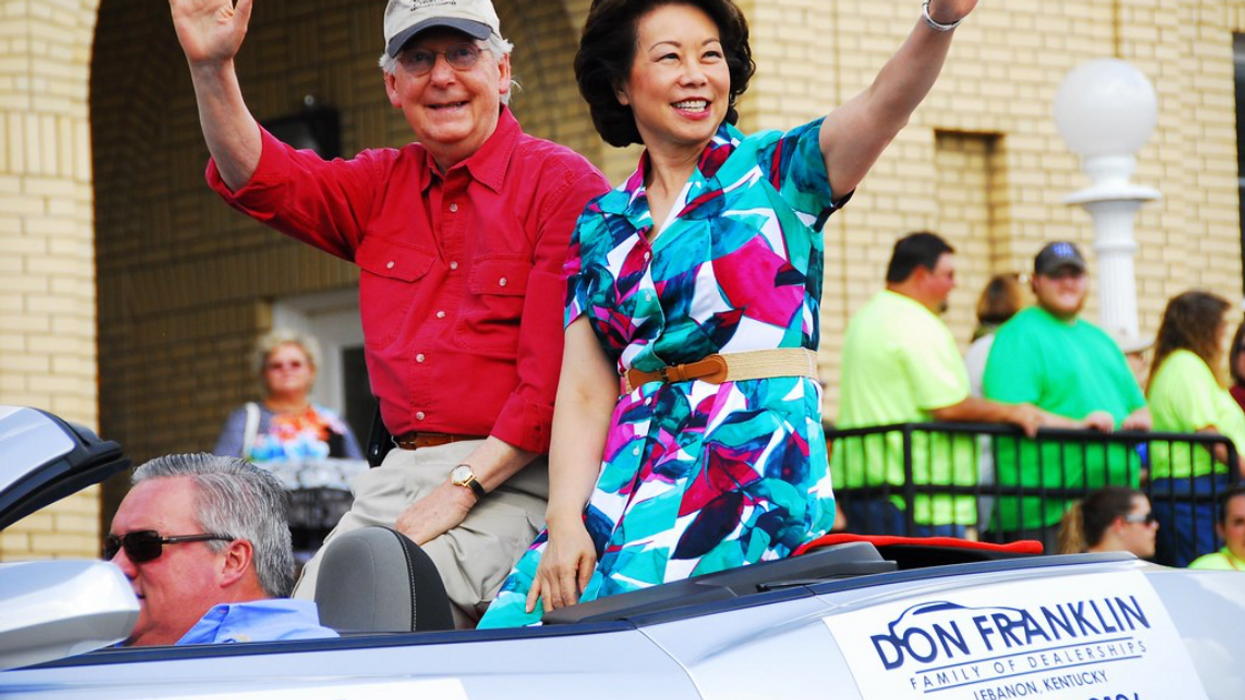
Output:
[313, 526, 455, 633]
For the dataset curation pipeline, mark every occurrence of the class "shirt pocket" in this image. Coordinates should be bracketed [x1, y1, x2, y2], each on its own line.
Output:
[356, 237, 435, 350]
[456, 255, 531, 351]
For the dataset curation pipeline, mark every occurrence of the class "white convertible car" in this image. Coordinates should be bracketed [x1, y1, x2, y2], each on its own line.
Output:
[1, 405, 1242, 699]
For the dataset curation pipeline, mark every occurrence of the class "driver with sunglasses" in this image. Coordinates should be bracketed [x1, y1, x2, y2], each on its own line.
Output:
[168, 0, 609, 627]
[107, 454, 338, 646]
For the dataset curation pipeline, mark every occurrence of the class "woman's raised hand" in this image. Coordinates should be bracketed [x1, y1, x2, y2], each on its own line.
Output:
[169, 0, 254, 66]
[526, 521, 598, 614]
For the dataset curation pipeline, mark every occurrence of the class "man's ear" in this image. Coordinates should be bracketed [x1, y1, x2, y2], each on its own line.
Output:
[496, 53, 512, 99]
[384, 71, 402, 109]
[218, 539, 255, 589]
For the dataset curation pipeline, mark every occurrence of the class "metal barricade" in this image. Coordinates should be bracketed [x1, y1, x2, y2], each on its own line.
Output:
[825, 422, 1239, 565]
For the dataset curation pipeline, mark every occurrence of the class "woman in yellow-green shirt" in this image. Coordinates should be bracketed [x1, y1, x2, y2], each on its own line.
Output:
[1147, 291, 1245, 567]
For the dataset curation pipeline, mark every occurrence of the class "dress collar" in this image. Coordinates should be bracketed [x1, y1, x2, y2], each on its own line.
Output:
[600, 120, 743, 217]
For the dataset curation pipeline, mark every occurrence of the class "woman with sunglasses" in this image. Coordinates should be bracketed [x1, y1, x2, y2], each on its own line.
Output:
[213, 329, 362, 464]
[1147, 291, 1245, 567]
[478, 0, 979, 627]
[1056, 486, 1158, 559]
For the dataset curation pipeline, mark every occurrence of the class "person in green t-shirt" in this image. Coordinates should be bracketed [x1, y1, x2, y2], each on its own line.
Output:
[1147, 291, 1245, 566]
[1189, 485, 1245, 571]
[983, 241, 1150, 552]
[832, 233, 1070, 537]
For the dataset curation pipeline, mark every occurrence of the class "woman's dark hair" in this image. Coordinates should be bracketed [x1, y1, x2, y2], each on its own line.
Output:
[575, 0, 756, 147]
[1148, 290, 1231, 392]
[1230, 320, 1245, 387]
[975, 273, 1025, 327]
[1057, 486, 1143, 554]
[1217, 484, 1245, 525]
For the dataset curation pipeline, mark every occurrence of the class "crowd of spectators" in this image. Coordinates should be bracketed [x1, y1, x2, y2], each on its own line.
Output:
[831, 234, 1245, 566]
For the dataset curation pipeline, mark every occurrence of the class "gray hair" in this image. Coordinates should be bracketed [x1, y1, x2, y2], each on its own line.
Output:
[255, 327, 320, 377]
[378, 34, 518, 105]
[133, 454, 295, 598]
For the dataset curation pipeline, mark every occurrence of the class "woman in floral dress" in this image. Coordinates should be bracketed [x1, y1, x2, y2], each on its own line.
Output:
[478, 0, 979, 627]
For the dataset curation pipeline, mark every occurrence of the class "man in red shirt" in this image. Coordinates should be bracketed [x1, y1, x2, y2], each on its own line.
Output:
[170, 0, 609, 626]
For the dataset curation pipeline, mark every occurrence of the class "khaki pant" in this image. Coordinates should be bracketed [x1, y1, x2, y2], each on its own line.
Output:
[292, 441, 548, 628]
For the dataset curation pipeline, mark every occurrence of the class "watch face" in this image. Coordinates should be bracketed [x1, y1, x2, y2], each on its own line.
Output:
[451, 465, 472, 483]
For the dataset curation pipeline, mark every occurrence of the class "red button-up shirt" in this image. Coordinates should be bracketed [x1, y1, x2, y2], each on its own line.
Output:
[207, 109, 610, 453]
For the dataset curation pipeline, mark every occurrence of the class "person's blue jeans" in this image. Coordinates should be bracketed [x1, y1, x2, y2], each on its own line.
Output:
[1150, 473, 1229, 567]
[842, 498, 967, 538]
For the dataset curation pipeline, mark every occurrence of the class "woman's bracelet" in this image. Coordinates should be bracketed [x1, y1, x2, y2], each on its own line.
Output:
[922, 0, 964, 32]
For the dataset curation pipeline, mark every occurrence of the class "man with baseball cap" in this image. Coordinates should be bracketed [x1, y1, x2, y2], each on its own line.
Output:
[169, 0, 610, 626]
[983, 241, 1151, 551]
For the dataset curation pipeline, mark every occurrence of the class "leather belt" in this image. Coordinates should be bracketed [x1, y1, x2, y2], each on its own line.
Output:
[391, 431, 487, 450]
[622, 348, 819, 394]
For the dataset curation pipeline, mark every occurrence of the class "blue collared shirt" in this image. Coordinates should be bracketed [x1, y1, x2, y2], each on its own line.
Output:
[176, 599, 339, 645]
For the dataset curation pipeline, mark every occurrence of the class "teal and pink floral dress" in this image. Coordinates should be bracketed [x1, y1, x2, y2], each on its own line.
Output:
[478, 119, 844, 628]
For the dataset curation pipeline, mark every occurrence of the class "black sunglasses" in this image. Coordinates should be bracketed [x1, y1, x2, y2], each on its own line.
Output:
[103, 530, 234, 563]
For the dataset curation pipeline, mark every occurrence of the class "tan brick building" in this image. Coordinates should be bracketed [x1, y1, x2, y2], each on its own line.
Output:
[2, 0, 1242, 559]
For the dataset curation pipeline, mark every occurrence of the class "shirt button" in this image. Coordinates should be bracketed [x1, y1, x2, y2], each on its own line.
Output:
[633, 447, 641, 456]
[416, 354, 426, 363]
[644, 292, 652, 302]
[415, 411, 425, 421]
[436, 311, 446, 319]
[449, 203, 459, 213]
[386, 261, 395, 269]
[449, 261, 459, 270]
[643, 251, 651, 261]
[499, 277, 507, 287]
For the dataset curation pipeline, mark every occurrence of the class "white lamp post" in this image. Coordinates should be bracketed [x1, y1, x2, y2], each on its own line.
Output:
[1053, 58, 1161, 340]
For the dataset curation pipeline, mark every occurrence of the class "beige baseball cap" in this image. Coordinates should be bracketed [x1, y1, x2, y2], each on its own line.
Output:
[384, 0, 501, 58]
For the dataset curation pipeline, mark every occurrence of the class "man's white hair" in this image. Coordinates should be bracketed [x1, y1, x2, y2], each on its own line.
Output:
[379, 34, 517, 105]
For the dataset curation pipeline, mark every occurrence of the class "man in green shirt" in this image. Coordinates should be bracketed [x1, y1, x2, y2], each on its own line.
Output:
[983, 242, 1150, 550]
[1189, 486, 1245, 571]
[832, 233, 1064, 537]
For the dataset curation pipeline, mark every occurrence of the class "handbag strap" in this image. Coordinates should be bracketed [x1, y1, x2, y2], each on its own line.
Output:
[242, 401, 261, 461]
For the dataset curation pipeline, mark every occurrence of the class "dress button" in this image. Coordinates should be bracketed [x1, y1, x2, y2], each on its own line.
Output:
[449, 261, 459, 270]
[416, 354, 426, 363]
[499, 277, 507, 287]
[449, 203, 459, 213]
[386, 261, 395, 269]
[436, 311, 446, 319]
[415, 411, 426, 421]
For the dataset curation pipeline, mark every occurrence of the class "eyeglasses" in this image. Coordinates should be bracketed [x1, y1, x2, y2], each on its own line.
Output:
[1122, 512, 1158, 526]
[265, 360, 305, 371]
[103, 530, 234, 563]
[397, 42, 488, 76]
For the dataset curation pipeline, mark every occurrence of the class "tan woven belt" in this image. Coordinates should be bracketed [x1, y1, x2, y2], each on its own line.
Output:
[622, 348, 819, 394]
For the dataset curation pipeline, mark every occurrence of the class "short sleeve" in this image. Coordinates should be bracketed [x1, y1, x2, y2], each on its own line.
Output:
[906, 321, 971, 411]
[755, 118, 847, 232]
[1160, 353, 1223, 432]
[984, 323, 1042, 404]
[563, 206, 599, 328]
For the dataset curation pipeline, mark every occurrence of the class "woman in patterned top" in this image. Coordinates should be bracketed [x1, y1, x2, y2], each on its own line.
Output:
[214, 329, 362, 464]
[478, 0, 979, 627]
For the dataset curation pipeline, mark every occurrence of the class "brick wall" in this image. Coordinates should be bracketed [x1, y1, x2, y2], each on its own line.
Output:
[0, 0, 102, 560]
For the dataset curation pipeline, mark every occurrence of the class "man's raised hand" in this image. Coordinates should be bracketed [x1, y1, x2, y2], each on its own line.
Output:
[169, 0, 254, 66]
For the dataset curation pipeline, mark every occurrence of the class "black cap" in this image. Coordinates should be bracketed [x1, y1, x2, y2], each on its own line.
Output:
[1034, 241, 1087, 276]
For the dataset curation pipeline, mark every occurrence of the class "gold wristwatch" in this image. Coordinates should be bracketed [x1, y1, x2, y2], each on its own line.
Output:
[450, 464, 486, 499]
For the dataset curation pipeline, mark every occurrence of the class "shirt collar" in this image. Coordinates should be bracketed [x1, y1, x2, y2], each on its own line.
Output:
[597, 120, 743, 217]
[419, 107, 520, 194]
